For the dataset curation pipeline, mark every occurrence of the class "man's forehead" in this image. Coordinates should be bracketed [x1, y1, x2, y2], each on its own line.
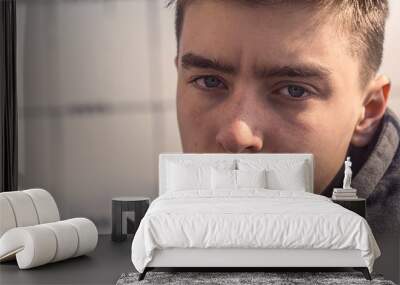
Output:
[182, 0, 325, 37]
[180, 0, 339, 67]
[179, 0, 363, 90]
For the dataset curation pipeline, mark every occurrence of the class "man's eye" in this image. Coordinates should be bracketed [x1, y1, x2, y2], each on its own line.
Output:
[192, 76, 225, 89]
[278, 85, 310, 99]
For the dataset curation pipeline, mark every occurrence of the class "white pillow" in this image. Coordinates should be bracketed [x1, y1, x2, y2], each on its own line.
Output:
[212, 168, 237, 190]
[266, 163, 307, 191]
[167, 162, 212, 191]
[236, 169, 268, 188]
[238, 159, 308, 192]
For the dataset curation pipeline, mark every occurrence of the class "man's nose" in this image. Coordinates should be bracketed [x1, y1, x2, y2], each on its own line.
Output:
[216, 119, 263, 153]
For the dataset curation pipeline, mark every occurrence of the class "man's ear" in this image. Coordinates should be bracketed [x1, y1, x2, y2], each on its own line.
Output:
[350, 75, 391, 147]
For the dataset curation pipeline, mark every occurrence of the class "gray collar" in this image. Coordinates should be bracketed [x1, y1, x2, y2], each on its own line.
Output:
[352, 108, 400, 198]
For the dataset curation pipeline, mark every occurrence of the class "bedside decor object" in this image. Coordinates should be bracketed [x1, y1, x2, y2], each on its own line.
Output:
[343, 156, 353, 189]
[112, 197, 150, 242]
[332, 188, 358, 200]
[0, 189, 98, 269]
[332, 157, 358, 200]
[331, 198, 366, 218]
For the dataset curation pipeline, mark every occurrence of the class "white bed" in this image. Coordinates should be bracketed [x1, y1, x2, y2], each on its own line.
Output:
[131, 153, 380, 280]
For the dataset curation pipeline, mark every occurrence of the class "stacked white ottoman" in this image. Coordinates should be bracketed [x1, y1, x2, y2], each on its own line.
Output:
[0, 189, 98, 269]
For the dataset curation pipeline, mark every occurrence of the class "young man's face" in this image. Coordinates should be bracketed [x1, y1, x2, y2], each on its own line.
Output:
[175, 1, 367, 193]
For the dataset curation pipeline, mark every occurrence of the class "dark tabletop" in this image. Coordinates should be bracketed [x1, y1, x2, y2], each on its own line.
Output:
[0, 235, 134, 285]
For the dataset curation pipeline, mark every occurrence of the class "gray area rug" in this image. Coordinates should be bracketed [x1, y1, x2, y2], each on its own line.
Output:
[116, 271, 396, 285]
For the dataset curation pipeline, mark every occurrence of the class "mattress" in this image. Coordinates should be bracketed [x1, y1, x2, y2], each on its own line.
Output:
[131, 189, 380, 273]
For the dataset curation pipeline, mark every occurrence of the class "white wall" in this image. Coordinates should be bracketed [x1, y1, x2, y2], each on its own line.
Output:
[17, 0, 180, 233]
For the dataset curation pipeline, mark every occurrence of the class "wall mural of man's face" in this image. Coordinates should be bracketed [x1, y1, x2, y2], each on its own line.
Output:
[174, 1, 387, 194]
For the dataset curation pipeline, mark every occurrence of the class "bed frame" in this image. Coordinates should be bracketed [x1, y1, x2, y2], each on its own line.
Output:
[140, 248, 371, 280]
[139, 153, 372, 281]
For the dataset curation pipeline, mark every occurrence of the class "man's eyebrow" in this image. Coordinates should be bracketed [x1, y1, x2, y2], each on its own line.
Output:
[181, 52, 237, 74]
[254, 64, 332, 80]
[180, 52, 332, 81]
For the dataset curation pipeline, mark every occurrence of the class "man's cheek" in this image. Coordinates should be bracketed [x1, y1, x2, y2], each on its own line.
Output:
[264, 111, 335, 152]
[178, 100, 212, 145]
[183, 100, 218, 130]
[264, 126, 314, 153]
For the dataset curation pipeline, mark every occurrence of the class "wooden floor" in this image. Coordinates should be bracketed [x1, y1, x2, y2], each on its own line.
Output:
[0, 235, 134, 285]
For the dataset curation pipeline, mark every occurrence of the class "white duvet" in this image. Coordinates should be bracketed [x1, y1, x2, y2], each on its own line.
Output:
[131, 189, 380, 273]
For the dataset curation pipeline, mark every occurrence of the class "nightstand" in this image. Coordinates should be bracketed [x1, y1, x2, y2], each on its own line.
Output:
[112, 197, 150, 242]
[331, 198, 366, 218]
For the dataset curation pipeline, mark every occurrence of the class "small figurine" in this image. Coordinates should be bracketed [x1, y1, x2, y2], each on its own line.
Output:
[343, 156, 352, 189]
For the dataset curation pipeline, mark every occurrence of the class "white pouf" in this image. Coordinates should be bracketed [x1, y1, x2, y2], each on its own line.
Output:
[0, 196, 17, 237]
[0, 218, 98, 269]
[1, 191, 39, 227]
[0, 189, 98, 269]
[24, 188, 60, 223]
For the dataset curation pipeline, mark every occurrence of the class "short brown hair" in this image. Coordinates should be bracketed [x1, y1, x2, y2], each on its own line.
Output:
[166, 0, 389, 86]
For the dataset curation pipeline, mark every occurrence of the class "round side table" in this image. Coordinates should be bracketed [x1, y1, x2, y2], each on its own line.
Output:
[112, 196, 150, 242]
